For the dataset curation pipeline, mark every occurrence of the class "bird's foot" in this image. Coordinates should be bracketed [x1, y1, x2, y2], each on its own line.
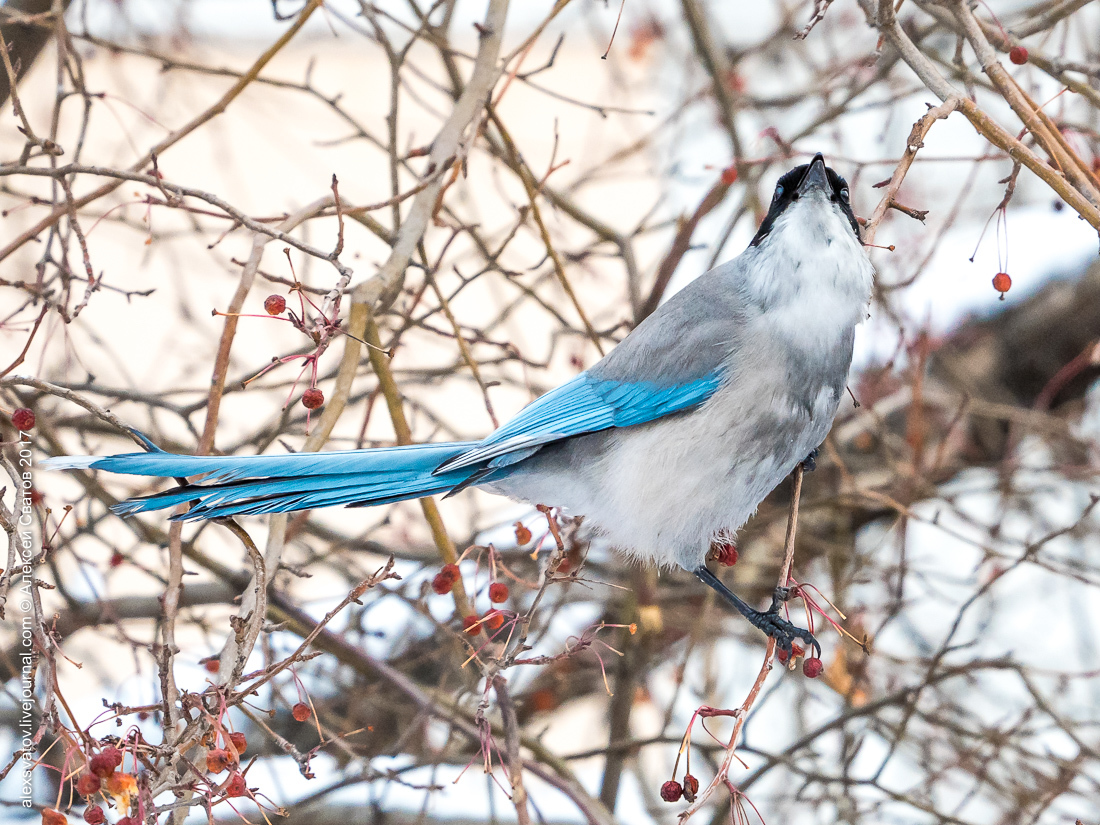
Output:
[746, 588, 820, 657]
[694, 566, 819, 657]
[801, 448, 819, 472]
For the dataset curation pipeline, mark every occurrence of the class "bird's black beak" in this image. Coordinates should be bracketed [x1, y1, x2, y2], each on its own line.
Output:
[797, 153, 829, 195]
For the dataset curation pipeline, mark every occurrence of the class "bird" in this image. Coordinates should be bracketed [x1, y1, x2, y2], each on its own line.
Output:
[43, 154, 873, 654]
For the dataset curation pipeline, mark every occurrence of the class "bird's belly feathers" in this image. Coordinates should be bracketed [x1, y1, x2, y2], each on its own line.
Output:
[488, 350, 845, 570]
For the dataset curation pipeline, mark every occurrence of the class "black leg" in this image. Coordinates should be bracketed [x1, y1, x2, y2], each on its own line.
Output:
[802, 447, 819, 472]
[695, 566, 820, 656]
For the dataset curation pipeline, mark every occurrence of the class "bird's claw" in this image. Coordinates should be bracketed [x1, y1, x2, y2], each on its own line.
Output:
[749, 597, 820, 658]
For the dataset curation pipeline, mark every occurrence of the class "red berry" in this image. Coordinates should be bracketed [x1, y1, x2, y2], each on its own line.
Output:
[116, 818, 137, 825]
[683, 773, 700, 798]
[992, 272, 1011, 296]
[776, 642, 804, 664]
[720, 165, 738, 185]
[204, 658, 220, 674]
[109, 551, 124, 568]
[723, 70, 745, 93]
[301, 387, 324, 409]
[462, 614, 482, 635]
[292, 702, 312, 722]
[206, 747, 233, 773]
[1009, 46, 1028, 65]
[29, 488, 45, 505]
[488, 582, 509, 603]
[227, 731, 247, 753]
[660, 779, 684, 802]
[432, 564, 459, 594]
[264, 294, 287, 315]
[803, 656, 824, 678]
[83, 806, 106, 825]
[42, 810, 67, 825]
[484, 609, 505, 630]
[89, 747, 122, 778]
[76, 772, 101, 797]
[11, 408, 35, 431]
[714, 541, 738, 566]
[225, 772, 248, 798]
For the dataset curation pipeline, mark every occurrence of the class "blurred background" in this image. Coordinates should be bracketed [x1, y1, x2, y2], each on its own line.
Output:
[2, 0, 1100, 823]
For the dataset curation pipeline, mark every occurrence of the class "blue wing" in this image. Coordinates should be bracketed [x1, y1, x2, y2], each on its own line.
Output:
[435, 370, 724, 473]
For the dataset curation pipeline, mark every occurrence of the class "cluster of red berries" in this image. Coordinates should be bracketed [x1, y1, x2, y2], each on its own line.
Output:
[660, 773, 700, 803]
[201, 732, 248, 774]
[431, 563, 461, 594]
[775, 644, 824, 677]
[463, 608, 508, 635]
[260, 294, 326, 409]
[70, 746, 130, 825]
[11, 407, 35, 431]
[430, 563, 515, 636]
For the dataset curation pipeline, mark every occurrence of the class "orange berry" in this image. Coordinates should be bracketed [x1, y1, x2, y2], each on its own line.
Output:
[42, 809, 67, 825]
[488, 582, 509, 603]
[462, 614, 482, 635]
[206, 748, 233, 774]
[227, 731, 247, 753]
[720, 165, 738, 185]
[992, 272, 1012, 296]
[514, 522, 532, 545]
[776, 642, 804, 664]
[683, 774, 699, 797]
[264, 294, 287, 315]
[104, 772, 136, 796]
[292, 702, 312, 722]
[484, 609, 505, 630]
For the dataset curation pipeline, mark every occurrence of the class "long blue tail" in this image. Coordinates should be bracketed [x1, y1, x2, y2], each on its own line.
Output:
[41, 442, 481, 521]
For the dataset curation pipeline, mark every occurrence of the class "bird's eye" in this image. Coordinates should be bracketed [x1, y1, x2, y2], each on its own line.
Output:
[840, 186, 850, 201]
[773, 184, 784, 202]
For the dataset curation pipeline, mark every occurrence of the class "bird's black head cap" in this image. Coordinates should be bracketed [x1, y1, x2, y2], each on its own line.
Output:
[750, 153, 859, 247]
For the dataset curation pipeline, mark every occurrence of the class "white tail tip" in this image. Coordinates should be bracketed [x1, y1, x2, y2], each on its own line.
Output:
[39, 455, 99, 471]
